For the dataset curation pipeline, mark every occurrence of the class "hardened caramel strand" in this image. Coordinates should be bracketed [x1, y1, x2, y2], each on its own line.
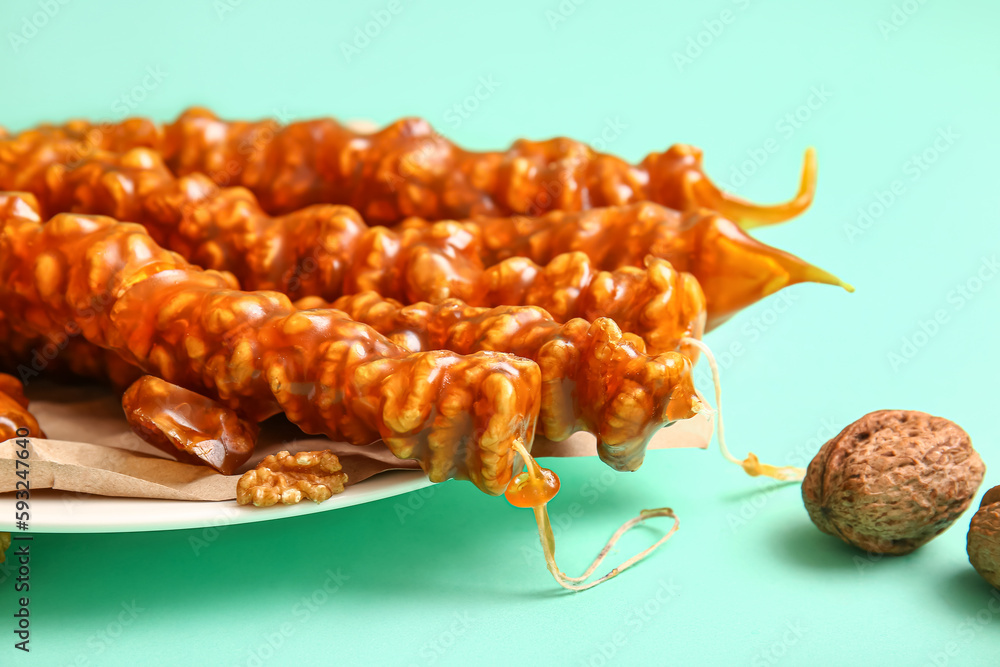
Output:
[0, 372, 45, 439]
[0, 208, 541, 493]
[2, 108, 814, 227]
[460, 202, 853, 329]
[122, 375, 259, 474]
[327, 292, 700, 471]
[18, 150, 705, 351]
[505, 440, 680, 591]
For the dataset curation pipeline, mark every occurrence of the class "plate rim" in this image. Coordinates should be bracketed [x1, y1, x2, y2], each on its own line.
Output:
[0, 469, 435, 534]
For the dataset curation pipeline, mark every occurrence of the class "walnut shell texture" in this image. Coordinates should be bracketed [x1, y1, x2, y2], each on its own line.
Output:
[802, 410, 984, 555]
[968, 485, 1000, 589]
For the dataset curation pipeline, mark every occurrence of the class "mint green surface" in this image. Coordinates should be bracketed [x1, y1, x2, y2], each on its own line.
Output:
[2, 0, 999, 664]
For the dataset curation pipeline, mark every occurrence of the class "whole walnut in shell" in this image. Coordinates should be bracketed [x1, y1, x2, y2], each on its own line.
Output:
[968, 485, 1000, 589]
[802, 410, 984, 555]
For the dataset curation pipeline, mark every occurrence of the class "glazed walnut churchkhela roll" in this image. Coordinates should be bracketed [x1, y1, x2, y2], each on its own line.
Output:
[0, 192, 703, 475]
[1, 107, 815, 227]
[0, 203, 715, 490]
[1, 148, 840, 330]
[302, 292, 699, 471]
[12, 149, 707, 352]
[0, 205, 548, 493]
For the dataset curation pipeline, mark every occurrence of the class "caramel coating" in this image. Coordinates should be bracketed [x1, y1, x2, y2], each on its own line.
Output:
[2, 108, 815, 226]
[0, 372, 45, 439]
[0, 193, 141, 387]
[160, 110, 725, 222]
[802, 410, 985, 555]
[328, 292, 700, 471]
[10, 150, 842, 327]
[458, 202, 851, 329]
[0, 116, 162, 187]
[122, 375, 259, 474]
[13, 150, 705, 350]
[16, 108, 817, 226]
[237, 450, 347, 506]
[968, 486, 1000, 589]
[0, 208, 542, 494]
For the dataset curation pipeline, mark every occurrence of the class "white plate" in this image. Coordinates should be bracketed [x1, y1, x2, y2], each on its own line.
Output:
[0, 470, 433, 534]
[0, 384, 711, 534]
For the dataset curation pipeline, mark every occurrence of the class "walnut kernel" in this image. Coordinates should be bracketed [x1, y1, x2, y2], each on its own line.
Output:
[237, 450, 348, 507]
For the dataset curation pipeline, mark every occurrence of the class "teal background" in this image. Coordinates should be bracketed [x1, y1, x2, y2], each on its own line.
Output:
[2, 0, 999, 664]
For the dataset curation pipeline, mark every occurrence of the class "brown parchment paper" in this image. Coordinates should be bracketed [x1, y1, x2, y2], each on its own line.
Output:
[0, 383, 712, 501]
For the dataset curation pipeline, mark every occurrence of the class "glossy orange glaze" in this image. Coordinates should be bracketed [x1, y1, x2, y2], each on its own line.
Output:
[0, 193, 142, 386]
[8, 150, 707, 351]
[5, 149, 842, 327]
[1, 108, 814, 226]
[0, 372, 45, 439]
[122, 375, 259, 474]
[435, 202, 851, 329]
[505, 468, 560, 509]
[0, 206, 541, 493]
[327, 292, 700, 471]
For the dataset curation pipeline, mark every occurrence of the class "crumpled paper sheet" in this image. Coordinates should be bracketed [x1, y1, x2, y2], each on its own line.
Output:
[0, 382, 712, 501]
